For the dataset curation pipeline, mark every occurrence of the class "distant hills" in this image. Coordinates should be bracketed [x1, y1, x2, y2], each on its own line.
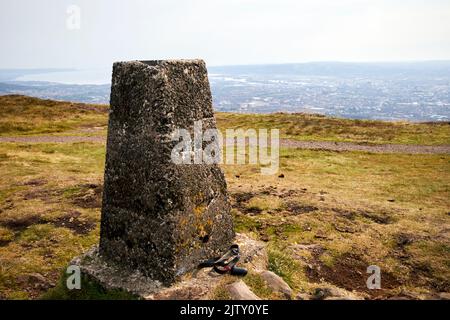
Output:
[209, 61, 450, 78]
[0, 81, 109, 104]
[0, 68, 73, 82]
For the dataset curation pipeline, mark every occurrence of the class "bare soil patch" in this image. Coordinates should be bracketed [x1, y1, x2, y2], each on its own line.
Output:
[71, 183, 103, 209]
[51, 210, 96, 235]
[306, 252, 402, 298]
[283, 201, 318, 215]
[0, 214, 45, 231]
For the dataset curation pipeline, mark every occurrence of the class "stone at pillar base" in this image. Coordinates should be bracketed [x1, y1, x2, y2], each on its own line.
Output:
[71, 233, 267, 300]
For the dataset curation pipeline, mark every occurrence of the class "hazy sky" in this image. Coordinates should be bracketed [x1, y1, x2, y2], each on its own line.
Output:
[1, 0, 450, 68]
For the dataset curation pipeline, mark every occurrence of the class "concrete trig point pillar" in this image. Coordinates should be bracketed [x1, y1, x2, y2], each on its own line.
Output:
[99, 59, 234, 285]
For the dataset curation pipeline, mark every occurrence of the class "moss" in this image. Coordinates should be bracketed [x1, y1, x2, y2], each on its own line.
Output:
[268, 223, 302, 238]
[62, 185, 84, 198]
[42, 269, 138, 300]
[232, 213, 262, 233]
[8, 291, 30, 300]
[18, 224, 54, 242]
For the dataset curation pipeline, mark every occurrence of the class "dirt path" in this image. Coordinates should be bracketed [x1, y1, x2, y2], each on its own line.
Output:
[279, 139, 450, 154]
[0, 135, 106, 144]
[1, 135, 449, 154]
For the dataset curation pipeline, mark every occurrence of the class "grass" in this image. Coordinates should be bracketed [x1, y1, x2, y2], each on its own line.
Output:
[224, 147, 449, 298]
[0, 95, 448, 299]
[216, 112, 450, 145]
[42, 269, 138, 300]
[242, 272, 275, 299]
[1, 95, 449, 145]
[0, 95, 108, 136]
[0, 141, 103, 299]
[267, 248, 300, 289]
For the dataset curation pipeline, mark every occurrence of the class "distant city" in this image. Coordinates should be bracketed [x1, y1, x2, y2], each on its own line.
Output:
[1, 61, 450, 121]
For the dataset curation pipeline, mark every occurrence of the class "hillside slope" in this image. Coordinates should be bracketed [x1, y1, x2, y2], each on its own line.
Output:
[1, 95, 449, 145]
[0, 95, 448, 300]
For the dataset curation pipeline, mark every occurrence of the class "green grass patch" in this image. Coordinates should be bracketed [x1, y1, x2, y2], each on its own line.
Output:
[267, 248, 299, 289]
[42, 269, 138, 300]
[243, 272, 274, 299]
[232, 212, 262, 233]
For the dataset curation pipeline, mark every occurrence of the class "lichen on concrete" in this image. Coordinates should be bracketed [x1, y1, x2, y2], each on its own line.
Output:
[99, 60, 234, 285]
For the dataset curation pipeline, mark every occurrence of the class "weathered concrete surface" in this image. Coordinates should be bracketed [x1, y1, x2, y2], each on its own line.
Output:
[73, 233, 266, 299]
[99, 60, 234, 285]
[71, 245, 162, 297]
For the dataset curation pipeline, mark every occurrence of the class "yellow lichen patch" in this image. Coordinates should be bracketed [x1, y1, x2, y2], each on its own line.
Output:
[193, 204, 207, 217]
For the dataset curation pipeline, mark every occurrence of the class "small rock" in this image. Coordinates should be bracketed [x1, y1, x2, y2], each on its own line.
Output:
[29, 272, 48, 283]
[388, 296, 411, 300]
[333, 222, 357, 233]
[226, 281, 261, 300]
[324, 296, 355, 300]
[295, 293, 312, 300]
[314, 231, 330, 239]
[312, 287, 363, 300]
[312, 288, 332, 300]
[23, 178, 47, 186]
[438, 292, 450, 300]
[278, 174, 285, 178]
[148, 285, 207, 300]
[396, 233, 414, 247]
[259, 270, 292, 299]
[236, 233, 268, 271]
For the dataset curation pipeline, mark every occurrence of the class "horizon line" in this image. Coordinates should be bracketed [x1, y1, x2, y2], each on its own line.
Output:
[2, 59, 450, 71]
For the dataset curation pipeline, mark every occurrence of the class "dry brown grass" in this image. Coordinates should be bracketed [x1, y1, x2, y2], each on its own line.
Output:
[0, 95, 448, 299]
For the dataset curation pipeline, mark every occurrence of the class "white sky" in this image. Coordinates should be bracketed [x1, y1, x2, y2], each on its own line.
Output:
[1, 0, 450, 68]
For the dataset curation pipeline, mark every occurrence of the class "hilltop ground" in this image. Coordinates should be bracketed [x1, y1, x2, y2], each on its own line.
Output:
[0, 95, 449, 299]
